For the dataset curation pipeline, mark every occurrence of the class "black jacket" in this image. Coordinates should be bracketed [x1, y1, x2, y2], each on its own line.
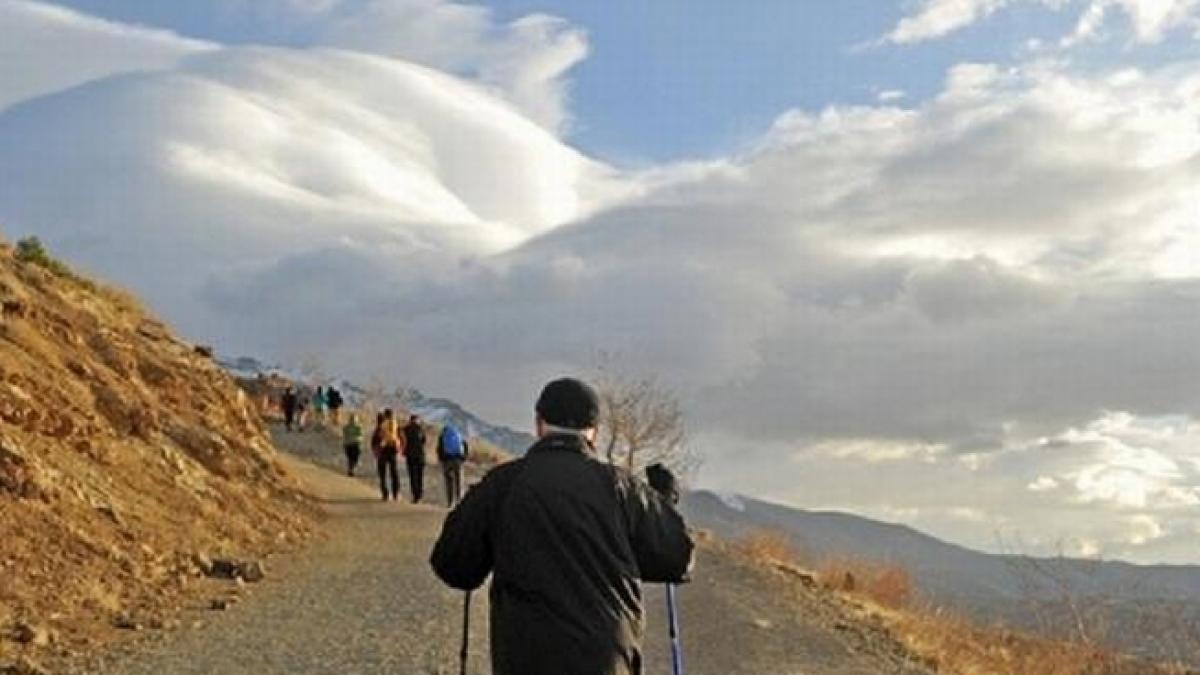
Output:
[430, 434, 694, 675]
[403, 422, 426, 461]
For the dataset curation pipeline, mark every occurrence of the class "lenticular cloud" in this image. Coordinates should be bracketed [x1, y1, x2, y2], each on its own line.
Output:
[0, 46, 626, 340]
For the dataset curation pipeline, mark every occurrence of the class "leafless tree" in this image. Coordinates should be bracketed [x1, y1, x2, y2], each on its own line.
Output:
[593, 360, 700, 481]
[360, 376, 388, 418]
[296, 353, 331, 387]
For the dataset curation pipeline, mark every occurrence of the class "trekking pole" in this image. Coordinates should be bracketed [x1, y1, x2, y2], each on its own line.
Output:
[459, 590, 471, 675]
[666, 583, 684, 675]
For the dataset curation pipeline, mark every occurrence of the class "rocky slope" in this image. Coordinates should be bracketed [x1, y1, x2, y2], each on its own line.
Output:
[0, 240, 316, 668]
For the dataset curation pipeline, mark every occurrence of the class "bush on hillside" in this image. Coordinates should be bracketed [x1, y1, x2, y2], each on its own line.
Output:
[14, 235, 96, 291]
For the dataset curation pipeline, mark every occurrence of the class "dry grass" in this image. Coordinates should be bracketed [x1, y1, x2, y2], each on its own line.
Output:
[730, 528, 1193, 675]
[816, 556, 914, 609]
[879, 606, 1189, 675]
[735, 529, 804, 566]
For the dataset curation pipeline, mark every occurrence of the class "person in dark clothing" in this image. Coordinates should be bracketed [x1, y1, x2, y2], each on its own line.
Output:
[430, 378, 694, 675]
[281, 387, 298, 431]
[403, 415, 427, 503]
[328, 386, 345, 425]
[437, 423, 469, 507]
[343, 413, 364, 476]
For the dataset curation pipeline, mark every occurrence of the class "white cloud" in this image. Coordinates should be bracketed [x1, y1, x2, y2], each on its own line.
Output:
[0, 0, 216, 110]
[1124, 514, 1165, 545]
[1028, 475, 1060, 491]
[884, 0, 1200, 46]
[318, 1, 587, 132]
[884, 0, 1015, 45]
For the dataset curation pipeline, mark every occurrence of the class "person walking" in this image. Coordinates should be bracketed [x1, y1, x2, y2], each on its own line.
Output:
[403, 414, 427, 503]
[430, 378, 694, 675]
[437, 422, 469, 508]
[281, 386, 298, 431]
[328, 386, 345, 425]
[312, 386, 328, 426]
[342, 413, 364, 476]
[375, 408, 404, 501]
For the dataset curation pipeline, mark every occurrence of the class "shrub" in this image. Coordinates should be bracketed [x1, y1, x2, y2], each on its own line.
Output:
[15, 236, 59, 270]
[13, 236, 96, 291]
[736, 529, 805, 567]
[817, 556, 914, 608]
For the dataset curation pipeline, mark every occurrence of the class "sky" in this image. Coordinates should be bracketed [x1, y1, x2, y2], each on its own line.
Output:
[1, 0, 1199, 564]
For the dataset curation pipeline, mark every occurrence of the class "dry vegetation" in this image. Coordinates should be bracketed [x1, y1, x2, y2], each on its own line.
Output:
[0, 239, 317, 670]
[731, 529, 1194, 675]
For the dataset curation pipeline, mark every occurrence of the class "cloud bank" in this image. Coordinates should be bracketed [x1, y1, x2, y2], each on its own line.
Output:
[2, 1, 1199, 563]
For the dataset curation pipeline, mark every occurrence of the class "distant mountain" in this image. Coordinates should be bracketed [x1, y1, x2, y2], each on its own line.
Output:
[683, 490, 1200, 662]
[218, 356, 536, 455]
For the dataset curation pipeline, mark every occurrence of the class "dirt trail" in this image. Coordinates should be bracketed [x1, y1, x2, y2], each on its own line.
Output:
[82, 428, 930, 674]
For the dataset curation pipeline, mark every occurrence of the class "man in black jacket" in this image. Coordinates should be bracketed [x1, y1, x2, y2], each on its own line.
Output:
[403, 414, 427, 503]
[430, 378, 694, 675]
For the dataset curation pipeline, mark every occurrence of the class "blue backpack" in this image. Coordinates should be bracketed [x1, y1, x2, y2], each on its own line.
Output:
[441, 425, 465, 459]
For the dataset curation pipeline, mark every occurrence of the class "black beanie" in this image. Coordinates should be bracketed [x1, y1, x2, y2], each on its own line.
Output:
[536, 378, 600, 430]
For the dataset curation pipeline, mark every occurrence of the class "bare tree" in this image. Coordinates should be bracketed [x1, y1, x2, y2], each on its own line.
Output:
[295, 353, 331, 387]
[593, 361, 700, 481]
[360, 376, 388, 418]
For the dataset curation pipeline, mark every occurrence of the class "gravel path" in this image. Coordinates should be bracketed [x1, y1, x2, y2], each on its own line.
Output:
[85, 426, 929, 674]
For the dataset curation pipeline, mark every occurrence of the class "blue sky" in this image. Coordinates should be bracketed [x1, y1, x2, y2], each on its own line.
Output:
[38, 0, 1092, 162]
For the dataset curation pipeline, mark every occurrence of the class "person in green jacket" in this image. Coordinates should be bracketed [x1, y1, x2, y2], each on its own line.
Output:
[342, 414, 364, 476]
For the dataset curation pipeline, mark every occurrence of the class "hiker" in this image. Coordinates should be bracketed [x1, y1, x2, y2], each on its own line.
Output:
[437, 422, 469, 507]
[328, 386, 344, 425]
[375, 408, 404, 501]
[430, 378, 694, 675]
[281, 386, 298, 431]
[403, 414, 427, 503]
[312, 386, 327, 426]
[342, 413, 363, 476]
[297, 398, 309, 432]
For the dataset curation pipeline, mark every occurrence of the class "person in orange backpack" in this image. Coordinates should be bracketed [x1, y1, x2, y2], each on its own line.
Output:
[375, 409, 405, 501]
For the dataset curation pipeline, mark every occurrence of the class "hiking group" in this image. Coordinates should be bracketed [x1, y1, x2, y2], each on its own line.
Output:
[431, 377, 695, 675]
[340, 408, 469, 506]
[279, 384, 344, 432]
[273, 375, 694, 674]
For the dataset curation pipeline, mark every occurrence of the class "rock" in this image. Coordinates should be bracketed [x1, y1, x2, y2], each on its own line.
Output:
[0, 299, 27, 319]
[208, 558, 239, 579]
[191, 552, 213, 576]
[11, 622, 52, 646]
[95, 504, 123, 527]
[239, 560, 265, 583]
[0, 656, 49, 675]
[752, 618, 773, 630]
[209, 599, 228, 611]
[206, 558, 265, 583]
[193, 345, 214, 359]
[112, 615, 141, 631]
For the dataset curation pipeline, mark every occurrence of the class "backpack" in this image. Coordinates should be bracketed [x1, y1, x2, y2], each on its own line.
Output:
[440, 425, 465, 459]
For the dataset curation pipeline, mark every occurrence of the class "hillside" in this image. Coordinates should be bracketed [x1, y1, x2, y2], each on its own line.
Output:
[0, 239, 317, 669]
[684, 490, 1200, 666]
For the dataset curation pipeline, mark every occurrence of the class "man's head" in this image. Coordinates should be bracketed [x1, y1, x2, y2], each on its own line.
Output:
[383, 408, 394, 419]
[409, 414, 420, 424]
[535, 378, 600, 441]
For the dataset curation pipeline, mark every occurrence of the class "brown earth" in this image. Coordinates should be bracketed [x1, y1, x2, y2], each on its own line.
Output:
[0, 240, 318, 672]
